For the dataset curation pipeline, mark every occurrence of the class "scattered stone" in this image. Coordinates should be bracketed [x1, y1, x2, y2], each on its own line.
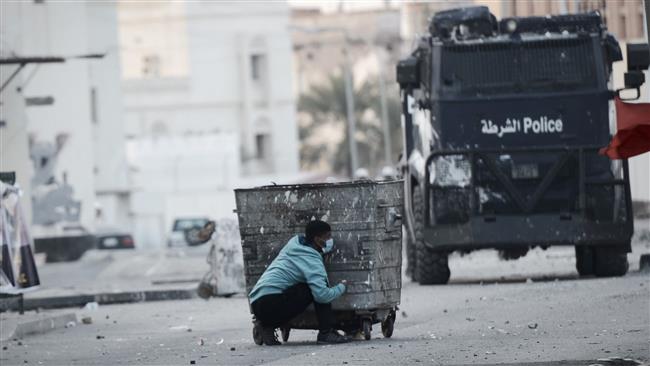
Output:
[187, 328, 192, 332]
[81, 317, 92, 325]
[505, 320, 510, 324]
[443, 309, 448, 313]
[466, 317, 476, 322]
[17, 341, 23, 346]
[486, 351, 496, 355]
[190, 361, 196, 365]
[169, 325, 190, 331]
[65, 321, 76, 328]
[96, 335, 105, 340]
[488, 326, 495, 330]
[198, 338, 205, 346]
[2, 346, 7, 350]
[113, 321, 117, 324]
[230, 347, 236, 351]
[528, 323, 538, 330]
[401, 311, 408, 318]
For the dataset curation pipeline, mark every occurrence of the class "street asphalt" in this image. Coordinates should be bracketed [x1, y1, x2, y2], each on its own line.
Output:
[0, 220, 648, 365]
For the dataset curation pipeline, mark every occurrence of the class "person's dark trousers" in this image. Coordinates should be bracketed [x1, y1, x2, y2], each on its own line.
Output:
[251, 283, 333, 332]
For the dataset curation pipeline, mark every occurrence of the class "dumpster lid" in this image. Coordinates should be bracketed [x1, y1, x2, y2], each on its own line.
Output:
[234, 179, 403, 193]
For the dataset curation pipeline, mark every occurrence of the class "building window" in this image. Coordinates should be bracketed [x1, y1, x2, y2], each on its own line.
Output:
[250, 54, 266, 81]
[255, 133, 271, 160]
[142, 54, 161, 77]
[151, 121, 168, 138]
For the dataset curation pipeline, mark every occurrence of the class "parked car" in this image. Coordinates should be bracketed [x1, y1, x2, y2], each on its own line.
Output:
[95, 228, 135, 250]
[167, 217, 211, 247]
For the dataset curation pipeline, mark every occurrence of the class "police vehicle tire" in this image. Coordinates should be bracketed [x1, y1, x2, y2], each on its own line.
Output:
[575, 246, 595, 276]
[413, 187, 451, 285]
[593, 245, 629, 277]
[406, 186, 422, 281]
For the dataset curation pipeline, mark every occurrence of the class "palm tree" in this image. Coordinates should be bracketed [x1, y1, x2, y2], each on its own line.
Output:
[298, 72, 402, 177]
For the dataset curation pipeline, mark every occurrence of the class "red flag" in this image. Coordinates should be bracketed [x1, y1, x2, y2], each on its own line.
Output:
[600, 97, 650, 159]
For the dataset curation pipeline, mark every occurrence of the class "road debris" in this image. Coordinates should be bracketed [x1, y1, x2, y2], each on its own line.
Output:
[81, 317, 92, 325]
[169, 325, 191, 331]
[216, 338, 224, 345]
[65, 321, 76, 328]
[528, 323, 538, 329]
[83, 302, 99, 311]
[198, 338, 205, 346]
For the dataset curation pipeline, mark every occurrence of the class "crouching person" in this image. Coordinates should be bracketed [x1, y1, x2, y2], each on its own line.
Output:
[249, 220, 350, 345]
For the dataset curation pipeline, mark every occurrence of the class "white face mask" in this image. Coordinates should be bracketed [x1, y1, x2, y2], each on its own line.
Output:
[323, 238, 334, 254]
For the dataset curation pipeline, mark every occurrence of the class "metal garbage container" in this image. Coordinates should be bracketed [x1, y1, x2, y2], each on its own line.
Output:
[234, 180, 403, 342]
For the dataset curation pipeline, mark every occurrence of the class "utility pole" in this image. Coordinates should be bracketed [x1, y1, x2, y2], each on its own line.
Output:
[376, 48, 393, 167]
[644, 0, 649, 43]
[342, 42, 359, 177]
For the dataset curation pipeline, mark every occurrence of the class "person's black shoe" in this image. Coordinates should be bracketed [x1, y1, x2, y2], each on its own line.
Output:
[261, 326, 281, 346]
[317, 330, 351, 344]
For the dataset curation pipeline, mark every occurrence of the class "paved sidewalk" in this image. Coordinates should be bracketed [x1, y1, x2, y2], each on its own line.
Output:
[1, 309, 78, 342]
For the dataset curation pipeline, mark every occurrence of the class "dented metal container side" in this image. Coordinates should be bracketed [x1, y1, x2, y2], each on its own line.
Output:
[234, 181, 403, 312]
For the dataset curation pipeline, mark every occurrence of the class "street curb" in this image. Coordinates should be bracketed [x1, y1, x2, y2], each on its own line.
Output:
[0, 289, 197, 312]
[1, 313, 77, 342]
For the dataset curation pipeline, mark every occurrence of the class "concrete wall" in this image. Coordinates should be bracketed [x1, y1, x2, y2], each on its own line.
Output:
[1, 1, 129, 235]
[126, 133, 239, 249]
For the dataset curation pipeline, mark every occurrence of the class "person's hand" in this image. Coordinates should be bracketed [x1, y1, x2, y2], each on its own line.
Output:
[340, 280, 347, 287]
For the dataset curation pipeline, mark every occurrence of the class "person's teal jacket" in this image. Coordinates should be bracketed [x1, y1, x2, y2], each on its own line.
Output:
[249, 235, 346, 304]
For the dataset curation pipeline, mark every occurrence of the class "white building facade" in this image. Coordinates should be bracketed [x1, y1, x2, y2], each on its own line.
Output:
[118, 2, 300, 248]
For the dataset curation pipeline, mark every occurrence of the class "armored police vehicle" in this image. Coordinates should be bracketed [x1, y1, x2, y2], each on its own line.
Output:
[397, 7, 649, 284]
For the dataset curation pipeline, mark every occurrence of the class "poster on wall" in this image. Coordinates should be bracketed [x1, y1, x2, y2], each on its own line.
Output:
[0, 180, 40, 294]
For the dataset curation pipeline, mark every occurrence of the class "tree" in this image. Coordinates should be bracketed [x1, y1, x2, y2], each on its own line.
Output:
[298, 72, 402, 177]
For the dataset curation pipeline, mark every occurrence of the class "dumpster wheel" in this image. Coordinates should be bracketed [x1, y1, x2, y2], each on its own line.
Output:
[281, 327, 290, 342]
[381, 311, 395, 338]
[362, 319, 372, 340]
[253, 321, 263, 346]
